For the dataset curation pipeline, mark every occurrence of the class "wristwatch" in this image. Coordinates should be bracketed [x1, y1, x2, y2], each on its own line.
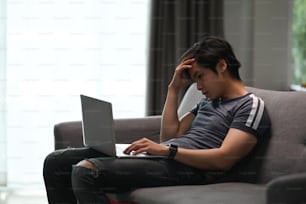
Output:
[168, 144, 178, 159]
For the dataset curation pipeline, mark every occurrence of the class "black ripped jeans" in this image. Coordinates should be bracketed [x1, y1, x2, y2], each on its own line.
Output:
[43, 147, 209, 204]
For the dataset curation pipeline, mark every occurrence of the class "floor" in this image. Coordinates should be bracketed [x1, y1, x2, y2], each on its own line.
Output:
[0, 187, 48, 204]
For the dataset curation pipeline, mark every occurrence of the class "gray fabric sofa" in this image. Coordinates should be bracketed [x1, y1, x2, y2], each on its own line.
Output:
[53, 84, 306, 204]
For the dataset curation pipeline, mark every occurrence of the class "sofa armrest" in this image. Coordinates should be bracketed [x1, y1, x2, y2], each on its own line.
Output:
[54, 121, 83, 150]
[266, 172, 306, 204]
[54, 116, 161, 150]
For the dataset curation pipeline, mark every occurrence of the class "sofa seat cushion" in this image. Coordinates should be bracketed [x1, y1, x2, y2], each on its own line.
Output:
[126, 183, 266, 204]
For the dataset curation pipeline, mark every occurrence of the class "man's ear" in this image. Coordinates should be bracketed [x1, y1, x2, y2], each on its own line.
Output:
[216, 59, 227, 73]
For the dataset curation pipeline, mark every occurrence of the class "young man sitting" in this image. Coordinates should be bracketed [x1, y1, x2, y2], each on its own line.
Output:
[43, 35, 271, 204]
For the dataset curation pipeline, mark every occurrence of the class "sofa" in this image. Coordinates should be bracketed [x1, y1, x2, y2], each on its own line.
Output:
[53, 84, 306, 204]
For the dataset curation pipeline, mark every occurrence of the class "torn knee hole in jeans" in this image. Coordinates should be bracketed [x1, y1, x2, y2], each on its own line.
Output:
[76, 159, 98, 171]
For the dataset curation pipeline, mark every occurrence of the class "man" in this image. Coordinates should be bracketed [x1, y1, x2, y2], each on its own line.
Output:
[43, 36, 270, 204]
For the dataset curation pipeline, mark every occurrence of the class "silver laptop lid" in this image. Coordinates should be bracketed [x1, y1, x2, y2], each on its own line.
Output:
[80, 95, 116, 156]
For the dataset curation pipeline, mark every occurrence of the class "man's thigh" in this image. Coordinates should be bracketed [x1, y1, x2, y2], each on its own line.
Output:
[44, 147, 105, 172]
[87, 157, 208, 189]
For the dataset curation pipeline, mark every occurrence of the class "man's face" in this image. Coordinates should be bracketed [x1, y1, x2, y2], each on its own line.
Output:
[189, 61, 224, 100]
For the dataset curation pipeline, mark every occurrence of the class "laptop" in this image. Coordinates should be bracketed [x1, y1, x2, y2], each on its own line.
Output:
[80, 95, 165, 158]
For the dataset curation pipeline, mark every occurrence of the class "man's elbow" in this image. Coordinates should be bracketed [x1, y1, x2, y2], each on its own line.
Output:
[160, 126, 179, 141]
[214, 157, 238, 171]
[218, 163, 234, 171]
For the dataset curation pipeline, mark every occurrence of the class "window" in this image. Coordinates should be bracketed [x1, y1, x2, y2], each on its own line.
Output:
[0, 0, 6, 187]
[292, 0, 306, 88]
[1, 0, 150, 187]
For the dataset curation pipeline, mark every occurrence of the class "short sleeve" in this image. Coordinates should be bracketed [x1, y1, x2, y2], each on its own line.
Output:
[230, 94, 271, 139]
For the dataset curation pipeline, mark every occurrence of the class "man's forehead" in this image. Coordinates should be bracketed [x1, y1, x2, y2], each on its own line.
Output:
[190, 61, 202, 71]
[188, 62, 202, 79]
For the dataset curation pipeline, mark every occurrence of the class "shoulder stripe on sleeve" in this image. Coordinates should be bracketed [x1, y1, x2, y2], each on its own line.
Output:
[246, 94, 265, 129]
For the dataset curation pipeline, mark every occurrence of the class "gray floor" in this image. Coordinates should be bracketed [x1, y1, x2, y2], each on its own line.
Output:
[0, 188, 48, 204]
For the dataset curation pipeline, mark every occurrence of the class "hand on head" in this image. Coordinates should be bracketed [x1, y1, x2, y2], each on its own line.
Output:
[169, 58, 195, 90]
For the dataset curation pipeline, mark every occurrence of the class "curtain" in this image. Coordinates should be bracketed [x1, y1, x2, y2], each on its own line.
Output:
[146, 0, 224, 115]
[224, 0, 292, 91]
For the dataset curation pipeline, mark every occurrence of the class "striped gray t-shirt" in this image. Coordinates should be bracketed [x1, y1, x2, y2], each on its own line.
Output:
[163, 93, 270, 150]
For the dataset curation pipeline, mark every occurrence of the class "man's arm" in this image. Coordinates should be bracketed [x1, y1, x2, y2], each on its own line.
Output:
[160, 58, 195, 142]
[160, 87, 195, 142]
[124, 128, 257, 171]
[174, 128, 257, 170]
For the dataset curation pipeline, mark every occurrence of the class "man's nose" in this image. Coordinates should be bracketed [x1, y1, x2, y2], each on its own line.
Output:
[196, 82, 202, 90]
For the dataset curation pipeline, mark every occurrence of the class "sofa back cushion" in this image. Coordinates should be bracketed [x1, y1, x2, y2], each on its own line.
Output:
[178, 84, 306, 184]
[177, 83, 204, 118]
[243, 87, 306, 183]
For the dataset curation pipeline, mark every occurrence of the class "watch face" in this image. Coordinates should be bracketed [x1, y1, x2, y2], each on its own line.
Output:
[170, 144, 178, 148]
[169, 144, 178, 159]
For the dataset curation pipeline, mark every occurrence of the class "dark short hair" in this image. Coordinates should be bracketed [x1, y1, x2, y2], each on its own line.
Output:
[180, 36, 241, 81]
